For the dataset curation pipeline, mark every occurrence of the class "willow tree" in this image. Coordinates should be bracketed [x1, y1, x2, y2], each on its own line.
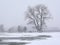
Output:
[25, 4, 51, 32]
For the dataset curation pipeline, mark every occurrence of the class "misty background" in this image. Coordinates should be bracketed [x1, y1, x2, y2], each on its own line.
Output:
[0, 0, 60, 30]
[0, 0, 60, 45]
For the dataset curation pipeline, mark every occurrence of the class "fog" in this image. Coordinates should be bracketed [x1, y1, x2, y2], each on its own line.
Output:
[0, 0, 60, 29]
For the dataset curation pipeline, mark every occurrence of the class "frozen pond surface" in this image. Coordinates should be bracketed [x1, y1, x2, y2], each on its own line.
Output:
[0, 32, 60, 45]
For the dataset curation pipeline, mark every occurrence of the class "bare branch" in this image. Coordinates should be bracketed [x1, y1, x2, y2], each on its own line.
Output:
[25, 4, 51, 32]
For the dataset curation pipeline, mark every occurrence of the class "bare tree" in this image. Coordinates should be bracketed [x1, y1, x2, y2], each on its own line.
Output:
[25, 4, 51, 32]
[17, 25, 21, 32]
[0, 24, 5, 32]
[8, 26, 18, 33]
[17, 25, 27, 32]
[23, 26, 27, 32]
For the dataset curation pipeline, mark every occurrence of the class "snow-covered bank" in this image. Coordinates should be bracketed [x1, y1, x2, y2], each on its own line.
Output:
[0, 32, 60, 45]
[27, 32, 60, 45]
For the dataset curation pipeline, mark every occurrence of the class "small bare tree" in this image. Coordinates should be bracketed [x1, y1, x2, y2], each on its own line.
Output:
[0, 24, 5, 32]
[25, 4, 51, 32]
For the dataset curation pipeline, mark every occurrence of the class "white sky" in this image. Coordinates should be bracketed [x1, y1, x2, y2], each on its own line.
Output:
[0, 0, 60, 28]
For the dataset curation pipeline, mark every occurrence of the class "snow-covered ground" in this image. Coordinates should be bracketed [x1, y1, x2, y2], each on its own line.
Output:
[27, 32, 60, 45]
[0, 32, 60, 45]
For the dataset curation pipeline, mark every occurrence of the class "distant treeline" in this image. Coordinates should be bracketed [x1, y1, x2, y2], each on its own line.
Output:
[0, 24, 59, 33]
[0, 24, 37, 33]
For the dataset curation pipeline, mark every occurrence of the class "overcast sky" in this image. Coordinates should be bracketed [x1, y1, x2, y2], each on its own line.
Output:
[0, 0, 60, 29]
